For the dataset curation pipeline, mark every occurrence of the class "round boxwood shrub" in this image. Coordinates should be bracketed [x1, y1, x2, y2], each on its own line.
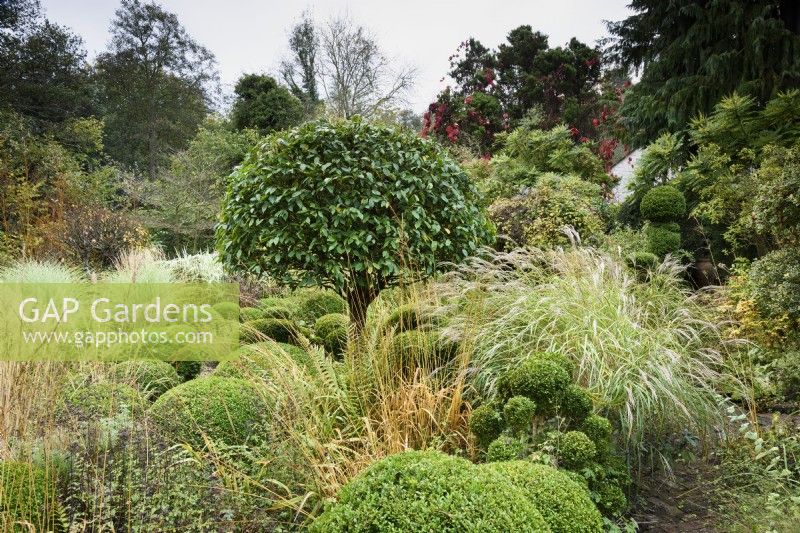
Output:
[503, 396, 536, 434]
[171, 359, 203, 381]
[293, 289, 348, 324]
[592, 479, 628, 517]
[315, 313, 349, 357]
[533, 351, 575, 379]
[149, 376, 269, 447]
[310, 450, 551, 532]
[0, 461, 58, 531]
[500, 357, 571, 416]
[639, 185, 686, 223]
[60, 382, 144, 422]
[645, 223, 682, 257]
[241, 318, 304, 345]
[214, 341, 314, 380]
[259, 303, 295, 320]
[558, 431, 596, 470]
[212, 301, 239, 321]
[240, 306, 265, 322]
[581, 415, 613, 448]
[112, 359, 180, 400]
[469, 404, 504, 447]
[559, 385, 593, 423]
[481, 461, 603, 533]
[486, 435, 526, 462]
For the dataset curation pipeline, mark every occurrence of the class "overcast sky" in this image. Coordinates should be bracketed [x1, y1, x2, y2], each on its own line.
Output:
[40, 0, 632, 113]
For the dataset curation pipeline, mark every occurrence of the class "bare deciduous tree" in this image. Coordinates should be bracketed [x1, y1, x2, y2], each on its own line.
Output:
[317, 15, 415, 119]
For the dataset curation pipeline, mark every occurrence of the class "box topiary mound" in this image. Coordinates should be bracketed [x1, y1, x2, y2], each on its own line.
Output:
[149, 376, 269, 447]
[112, 359, 181, 400]
[639, 185, 686, 223]
[481, 461, 602, 533]
[557, 430, 596, 470]
[468, 403, 504, 447]
[314, 313, 348, 358]
[59, 382, 145, 422]
[214, 341, 315, 381]
[499, 355, 571, 416]
[645, 223, 682, 257]
[310, 450, 551, 533]
[0, 461, 58, 532]
[212, 301, 239, 321]
[241, 317, 306, 345]
[293, 289, 347, 324]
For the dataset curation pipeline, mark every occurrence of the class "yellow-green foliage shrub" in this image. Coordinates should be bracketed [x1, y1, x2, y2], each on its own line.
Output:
[488, 174, 605, 248]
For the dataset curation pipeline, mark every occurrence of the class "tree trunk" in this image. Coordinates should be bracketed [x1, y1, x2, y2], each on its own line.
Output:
[345, 284, 376, 336]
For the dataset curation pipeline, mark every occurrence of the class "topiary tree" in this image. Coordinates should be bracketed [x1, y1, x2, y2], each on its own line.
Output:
[640, 185, 686, 258]
[639, 185, 686, 222]
[481, 461, 603, 533]
[469, 404, 504, 447]
[485, 435, 526, 462]
[503, 396, 536, 434]
[309, 450, 551, 532]
[149, 376, 269, 448]
[499, 355, 571, 416]
[216, 118, 492, 331]
[557, 430, 596, 470]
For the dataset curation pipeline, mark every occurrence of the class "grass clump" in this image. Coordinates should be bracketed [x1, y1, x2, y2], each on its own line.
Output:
[0, 461, 58, 532]
[436, 246, 738, 454]
[310, 450, 551, 532]
[149, 376, 269, 448]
